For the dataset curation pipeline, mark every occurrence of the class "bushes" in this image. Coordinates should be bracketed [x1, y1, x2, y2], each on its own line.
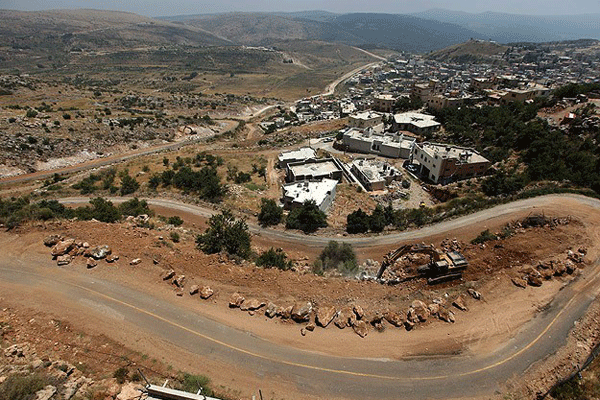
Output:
[0, 373, 49, 400]
[168, 216, 184, 226]
[471, 229, 498, 245]
[74, 198, 121, 223]
[178, 373, 213, 397]
[346, 205, 394, 234]
[119, 171, 139, 196]
[196, 210, 251, 259]
[118, 198, 152, 217]
[258, 198, 282, 227]
[315, 241, 358, 276]
[285, 200, 328, 233]
[256, 247, 292, 270]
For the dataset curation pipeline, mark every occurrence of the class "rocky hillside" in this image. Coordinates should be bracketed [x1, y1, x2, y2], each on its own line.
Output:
[0, 9, 230, 52]
[427, 39, 509, 63]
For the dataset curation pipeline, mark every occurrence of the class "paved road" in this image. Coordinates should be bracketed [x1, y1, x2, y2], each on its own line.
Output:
[60, 193, 598, 248]
[0, 217, 598, 399]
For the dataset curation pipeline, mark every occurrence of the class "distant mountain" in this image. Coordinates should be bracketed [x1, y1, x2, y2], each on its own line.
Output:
[165, 13, 364, 46]
[328, 13, 482, 53]
[413, 9, 600, 43]
[0, 9, 230, 51]
[164, 12, 483, 53]
[428, 39, 508, 63]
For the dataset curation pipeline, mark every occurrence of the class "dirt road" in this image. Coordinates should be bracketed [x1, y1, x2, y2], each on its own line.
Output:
[0, 196, 598, 399]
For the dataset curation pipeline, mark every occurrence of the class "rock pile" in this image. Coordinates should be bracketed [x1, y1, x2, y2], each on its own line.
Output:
[44, 235, 117, 268]
[511, 248, 587, 289]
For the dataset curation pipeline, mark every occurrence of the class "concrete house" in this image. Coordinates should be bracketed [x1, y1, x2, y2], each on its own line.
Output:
[278, 147, 317, 169]
[348, 111, 384, 129]
[411, 143, 490, 185]
[285, 158, 343, 183]
[350, 158, 402, 191]
[391, 112, 440, 135]
[282, 179, 338, 212]
[342, 128, 416, 159]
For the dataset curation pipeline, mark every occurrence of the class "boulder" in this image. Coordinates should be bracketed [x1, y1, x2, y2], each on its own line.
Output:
[129, 258, 142, 266]
[404, 319, 415, 331]
[527, 274, 543, 287]
[438, 307, 455, 323]
[56, 255, 72, 266]
[291, 302, 313, 322]
[428, 303, 440, 317]
[512, 277, 527, 288]
[51, 239, 75, 257]
[353, 305, 365, 320]
[334, 309, 350, 329]
[565, 260, 576, 274]
[369, 313, 384, 331]
[467, 288, 482, 300]
[383, 311, 404, 327]
[352, 320, 369, 338]
[315, 306, 336, 328]
[538, 268, 553, 280]
[4, 344, 24, 357]
[105, 254, 119, 263]
[116, 383, 143, 400]
[34, 385, 56, 400]
[452, 296, 468, 311]
[229, 292, 244, 308]
[161, 269, 175, 280]
[240, 299, 266, 311]
[44, 234, 63, 247]
[172, 275, 186, 288]
[411, 300, 430, 322]
[553, 262, 567, 276]
[278, 305, 293, 319]
[200, 286, 214, 299]
[90, 245, 111, 260]
[175, 288, 184, 296]
[86, 258, 97, 269]
[406, 308, 418, 324]
[305, 323, 316, 332]
[189, 285, 199, 295]
[265, 302, 278, 318]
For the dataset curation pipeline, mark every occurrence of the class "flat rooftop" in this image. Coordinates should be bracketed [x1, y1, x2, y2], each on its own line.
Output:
[278, 147, 316, 162]
[393, 112, 440, 129]
[283, 179, 338, 205]
[420, 143, 489, 164]
[290, 160, 340, 177]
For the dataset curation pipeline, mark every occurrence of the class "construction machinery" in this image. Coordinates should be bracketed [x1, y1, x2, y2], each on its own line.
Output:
[376, 244, 468, 285]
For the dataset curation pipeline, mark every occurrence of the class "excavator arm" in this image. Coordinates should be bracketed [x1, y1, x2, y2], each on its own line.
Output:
[376, 244, 440, 280]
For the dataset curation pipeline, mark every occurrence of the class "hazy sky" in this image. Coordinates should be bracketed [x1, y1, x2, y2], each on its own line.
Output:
[3, 0, 599, 17]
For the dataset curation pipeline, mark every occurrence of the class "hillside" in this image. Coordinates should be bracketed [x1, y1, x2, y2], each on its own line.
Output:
[162, 12, 363, 46]
[413, 9, 600, 43]
[428, 39, 508, 63]
[328, 13, 482, 53]
[163, 12, 482, 53]
[0, 9, 230, 51]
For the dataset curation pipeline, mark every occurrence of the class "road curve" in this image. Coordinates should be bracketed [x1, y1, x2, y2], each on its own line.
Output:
[0, 224, 598, 399]
[60, 193, 599, 248]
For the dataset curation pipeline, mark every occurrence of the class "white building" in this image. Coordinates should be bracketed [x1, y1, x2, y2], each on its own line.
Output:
[391, 112, 441, 135]
[282, 179, 338, 212]
[350, 159, 402, 191]
[348, 111, 384, 129]
[411, 143, 491, 185]
[342, 128, 416, 159]
[278, 147, 317, 168]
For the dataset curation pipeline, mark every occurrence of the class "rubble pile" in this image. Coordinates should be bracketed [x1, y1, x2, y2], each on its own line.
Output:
[511, 247, 587, 289]
[226, 289, 481, 338]
[44, 234, 122, 268]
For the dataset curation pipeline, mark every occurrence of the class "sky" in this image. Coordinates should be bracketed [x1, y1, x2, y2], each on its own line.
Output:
[2, 0, 599, 17]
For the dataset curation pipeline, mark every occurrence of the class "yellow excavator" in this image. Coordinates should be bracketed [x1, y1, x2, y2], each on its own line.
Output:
[376, 244, 468, 285]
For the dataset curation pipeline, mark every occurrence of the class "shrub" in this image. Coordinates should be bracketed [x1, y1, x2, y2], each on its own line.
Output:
[118, 198, 152, 217]
[25, 109, 38, 118]
[168, 216, 184, 226]
[119, 172, 139, 196]
[75, 197, 121, 223]
[178, 373, 213, 397]
[256, 248, 292, 270]
[170, 232, 180, 243]
[471, 229, 498, 245]
[258, 198, 282, 227]
[0, 373, 48, 400]
[113, 367, 128, 384]
[196, 210, 251, 259]
[285, 200, 328, 234]
[62, 113, 71, 119]
[346, 209, 370, 234]
[317, 241, 358, 275]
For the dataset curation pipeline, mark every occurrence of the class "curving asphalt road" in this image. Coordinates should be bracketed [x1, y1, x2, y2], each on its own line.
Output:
[0, 194, 593, 399]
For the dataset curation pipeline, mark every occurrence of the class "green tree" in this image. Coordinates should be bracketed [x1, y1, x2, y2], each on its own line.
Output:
[118, 198, 152, 217]
[346, 208, 370, 234]
[256, 247, 293, 270]
[258, 198, 283, 227]
[196, 210, 251, 259]
[317, 241, 358, 275]
[75, 197, 121, 223]
[369, 205, 387, 233]
[285, 200, 328, 234]
[119, 172, 139, 196]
